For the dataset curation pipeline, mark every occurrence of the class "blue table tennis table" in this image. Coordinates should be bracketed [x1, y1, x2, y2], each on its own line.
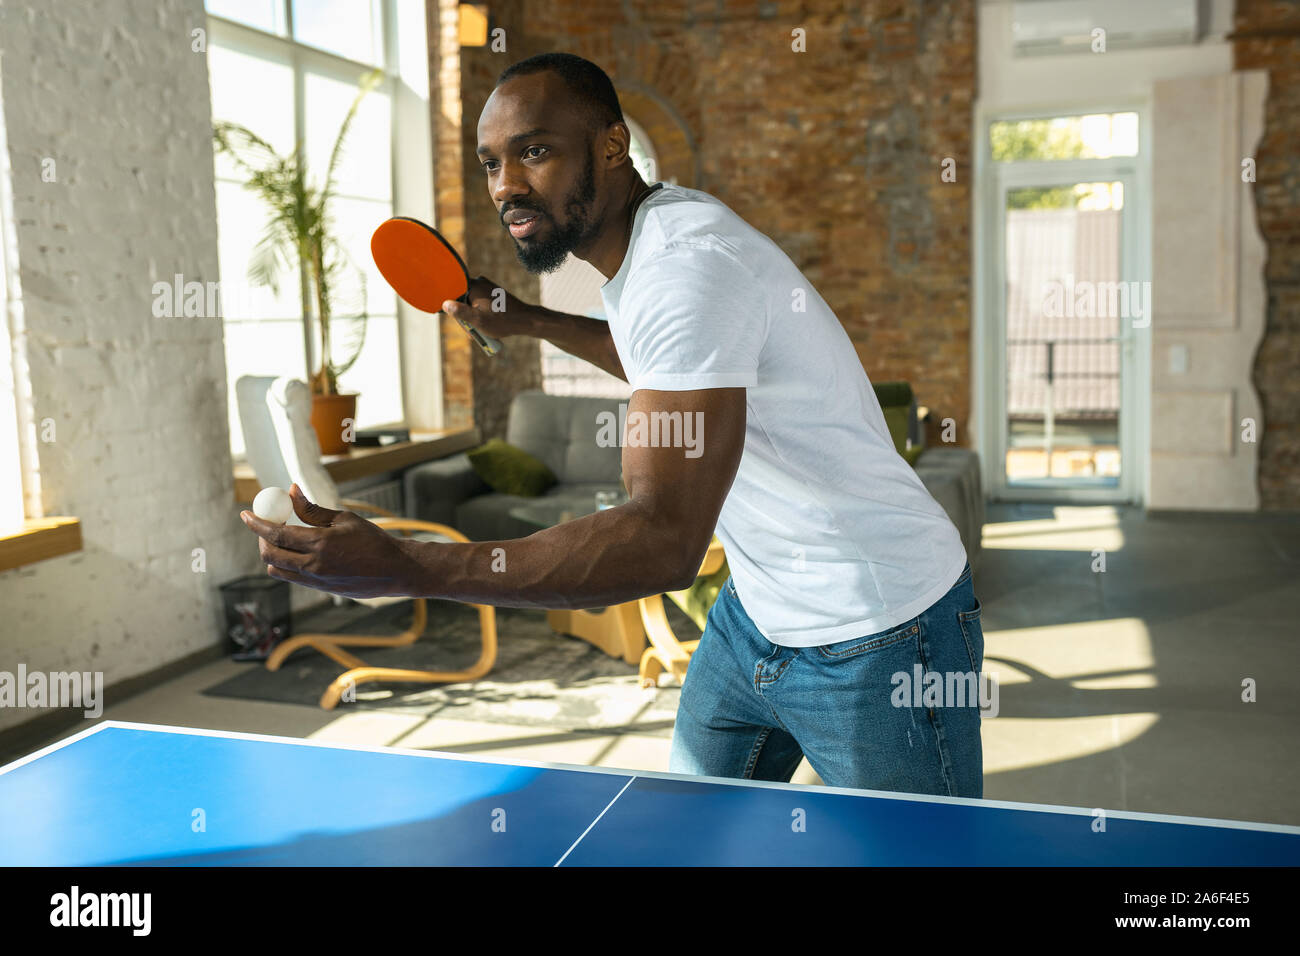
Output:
[2, 721, 1297, 866]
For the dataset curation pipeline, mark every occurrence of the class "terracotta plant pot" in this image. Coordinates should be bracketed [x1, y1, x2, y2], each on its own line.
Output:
[310, 391, 359, 455]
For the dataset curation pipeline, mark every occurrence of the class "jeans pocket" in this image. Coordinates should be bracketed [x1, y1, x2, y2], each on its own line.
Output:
[725, 577, 737, 598]
[815, 621, 919, 662]
[957, 595, 984, 672]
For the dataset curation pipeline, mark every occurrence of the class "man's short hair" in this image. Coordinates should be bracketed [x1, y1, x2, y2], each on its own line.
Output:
[496, 52, 624, 136]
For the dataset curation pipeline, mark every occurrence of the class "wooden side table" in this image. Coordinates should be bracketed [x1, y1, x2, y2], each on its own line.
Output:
[232, 427, 482, 504]
[546, 603, 647, 666]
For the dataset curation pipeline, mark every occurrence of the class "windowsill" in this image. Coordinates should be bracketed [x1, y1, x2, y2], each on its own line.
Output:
[0, 517, 83, 573]
[229, 421, 419, 468]
[232, 425, 481, 503]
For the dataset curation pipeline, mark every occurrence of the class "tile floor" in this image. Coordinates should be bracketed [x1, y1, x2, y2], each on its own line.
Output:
[9, 503, 1299, 827]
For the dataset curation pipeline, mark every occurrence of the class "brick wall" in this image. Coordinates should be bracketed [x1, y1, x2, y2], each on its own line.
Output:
[1234, 0, 1300, 509]
[436, 0, 977, 448]
[448, 0, 548, 441]
[0, 0, 254, 733]
[430, 0, 475, 429]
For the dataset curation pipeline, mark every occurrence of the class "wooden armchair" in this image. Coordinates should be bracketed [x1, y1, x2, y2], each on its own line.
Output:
[262, 498, 498, 709]
[236, 375, 498, 709]
[636, 537, 726, 688]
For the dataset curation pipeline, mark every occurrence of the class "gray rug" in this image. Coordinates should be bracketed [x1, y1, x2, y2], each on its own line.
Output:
[203, 598, 698, 737]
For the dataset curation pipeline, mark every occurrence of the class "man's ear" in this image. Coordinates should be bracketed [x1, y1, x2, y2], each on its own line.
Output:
[603, 121, 632, 169]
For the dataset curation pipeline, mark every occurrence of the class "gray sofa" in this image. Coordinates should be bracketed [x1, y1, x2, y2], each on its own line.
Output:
[405, 389, 983, 567]
[405, 391, 627, 542]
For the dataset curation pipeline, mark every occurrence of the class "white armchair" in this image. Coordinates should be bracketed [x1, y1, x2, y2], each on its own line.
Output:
[234, 375, 498, 709]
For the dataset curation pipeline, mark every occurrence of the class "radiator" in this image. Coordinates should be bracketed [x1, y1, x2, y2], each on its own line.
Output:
[341, 478, 404, 516]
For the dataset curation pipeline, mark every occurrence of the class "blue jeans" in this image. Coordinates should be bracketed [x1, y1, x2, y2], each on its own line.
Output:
[669, 561, 985, 797]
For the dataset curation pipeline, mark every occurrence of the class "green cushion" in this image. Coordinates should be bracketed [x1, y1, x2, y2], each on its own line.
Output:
[881, 405, 910, 456]
[465, 438, 558, 497]
[873, 381, 914, 409]
[875, 381, 922, 466]
[666, 556, 731, 632]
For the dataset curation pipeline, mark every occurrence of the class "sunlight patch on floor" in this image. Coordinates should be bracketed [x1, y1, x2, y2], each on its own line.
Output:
[982, 505, 1126, 552]
[982, 713, 1160, 776]
[983, 616, 1154, 684]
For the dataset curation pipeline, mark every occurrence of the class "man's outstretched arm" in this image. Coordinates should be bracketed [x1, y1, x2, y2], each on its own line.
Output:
[396, 387, 745, 609]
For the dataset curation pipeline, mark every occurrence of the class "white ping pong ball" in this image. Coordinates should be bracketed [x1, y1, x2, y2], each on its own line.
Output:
[252, 486, 293, 525]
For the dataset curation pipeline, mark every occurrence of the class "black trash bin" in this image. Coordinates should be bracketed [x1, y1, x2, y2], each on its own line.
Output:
[218, 575, 292, 661]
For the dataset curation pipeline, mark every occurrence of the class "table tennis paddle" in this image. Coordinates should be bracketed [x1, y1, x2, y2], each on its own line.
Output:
[370, 216, 504, 357]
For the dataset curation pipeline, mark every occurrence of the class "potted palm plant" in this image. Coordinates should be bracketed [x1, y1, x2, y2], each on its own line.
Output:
[213, 68, 381, 455]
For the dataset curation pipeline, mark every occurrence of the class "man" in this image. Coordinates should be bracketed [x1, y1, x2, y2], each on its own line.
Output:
[241, 52, 985, 798]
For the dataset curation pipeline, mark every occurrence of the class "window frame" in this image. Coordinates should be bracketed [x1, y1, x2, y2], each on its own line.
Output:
[206, 0, 432, 455]
[974, 100, 1153, 507]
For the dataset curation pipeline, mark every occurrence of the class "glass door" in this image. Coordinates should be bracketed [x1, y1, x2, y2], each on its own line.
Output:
[998, 170, 1139, 500]
[986, 113, 1144, 504]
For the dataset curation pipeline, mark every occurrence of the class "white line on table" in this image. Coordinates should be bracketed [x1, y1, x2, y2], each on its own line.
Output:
[554, 775, 637, 866]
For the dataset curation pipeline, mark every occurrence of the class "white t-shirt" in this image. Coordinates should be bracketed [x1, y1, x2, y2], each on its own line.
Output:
[599, 184, 969, 648]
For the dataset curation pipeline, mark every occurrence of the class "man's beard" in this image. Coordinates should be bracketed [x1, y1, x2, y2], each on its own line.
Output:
[511, 153, 598, 274]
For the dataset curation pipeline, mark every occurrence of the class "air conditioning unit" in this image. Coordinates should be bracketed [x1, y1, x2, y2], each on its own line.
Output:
[1011, 0, 1201, 56]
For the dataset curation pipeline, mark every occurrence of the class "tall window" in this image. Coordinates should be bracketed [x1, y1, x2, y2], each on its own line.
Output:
[538, 117, 661, 398]
[206, 0, 430, 457]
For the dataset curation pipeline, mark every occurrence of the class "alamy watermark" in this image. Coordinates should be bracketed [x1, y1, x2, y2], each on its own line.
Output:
[0, 665, 103, 718]
[150, 274, 363, 319]
[892, 666, 999, 718]
[50, 886, 150, 935]
[595, 403, 703, 459]
[1042, 274, 1150, 327]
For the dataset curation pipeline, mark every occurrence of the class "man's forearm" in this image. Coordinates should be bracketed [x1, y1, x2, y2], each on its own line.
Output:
[397, 502, 698, 608]
[524, 305, 627, 382]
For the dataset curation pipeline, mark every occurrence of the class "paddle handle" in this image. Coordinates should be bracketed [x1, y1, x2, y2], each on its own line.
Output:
[455, 316, 504, 357]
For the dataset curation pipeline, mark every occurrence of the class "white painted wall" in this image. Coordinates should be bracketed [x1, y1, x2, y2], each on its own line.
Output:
[0, 0, 262, 733]
[1149, 70, 1267, 510]
[978, 0, 1235, 113]
[973, 0, 1263, 509]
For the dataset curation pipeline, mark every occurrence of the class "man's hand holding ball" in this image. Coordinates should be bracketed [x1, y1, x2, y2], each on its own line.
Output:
[239, 483, 422, 600]
[251, 486, 294, 525]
